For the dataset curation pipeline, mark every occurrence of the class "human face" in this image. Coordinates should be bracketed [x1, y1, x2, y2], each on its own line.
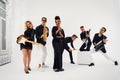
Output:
[26, 22, 32, 29]
[99, 28, 105, 34]
[72, 37, 77, 41]
[55, 19, 61, 26]
[42, 18, 47, 25]
[80, 27, 85, 32]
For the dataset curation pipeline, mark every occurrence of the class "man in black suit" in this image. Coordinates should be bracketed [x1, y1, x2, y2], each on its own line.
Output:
[63, 34, 78, 64]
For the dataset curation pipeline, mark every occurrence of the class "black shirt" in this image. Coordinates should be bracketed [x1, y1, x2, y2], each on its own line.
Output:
[93, 33, 107, 44]
[64, 37, 74, 49]
[80, 31, 88, 40]
[52, 26, 65, 42]
[24, 28, 35, 41]
[35, 24, 49, 45]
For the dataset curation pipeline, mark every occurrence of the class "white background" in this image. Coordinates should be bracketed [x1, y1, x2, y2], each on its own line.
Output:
[0, 0, 120, 80]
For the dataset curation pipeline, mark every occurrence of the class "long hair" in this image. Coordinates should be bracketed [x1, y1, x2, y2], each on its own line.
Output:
[25, 21, 33, 30]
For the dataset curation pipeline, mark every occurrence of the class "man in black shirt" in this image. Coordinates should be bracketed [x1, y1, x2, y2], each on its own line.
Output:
[63, 34, 78, 64]
[79, 26, 92, 51]
[35, 17, 49, 68]
[89, 27, 118, 66]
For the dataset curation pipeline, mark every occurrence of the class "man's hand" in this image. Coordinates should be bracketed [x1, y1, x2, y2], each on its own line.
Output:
[69, 49, 72, 52]
[93, 42, 97, 46]
[86, 34, 90, 37]
[73, 48, 76, 50]
[82, 39, 86, 43]
[103, 39, 108, 44]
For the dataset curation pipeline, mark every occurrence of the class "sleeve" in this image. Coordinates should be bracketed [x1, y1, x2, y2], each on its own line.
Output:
[35, 27, 42, 40]
[70, 41, 75, 48]
[52, 27, 57, 38]
[47, 27, 49, 37]
[80, 33, 83, 40]
[93, 33, 97, 44]
[62, 29, 65, 38]
[103, 35, 107, 39]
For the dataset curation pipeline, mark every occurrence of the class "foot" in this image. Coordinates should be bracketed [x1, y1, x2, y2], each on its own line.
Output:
[28, 67, 31, 71]
[38, 64, 42, 68]
[24, 68, 29, 74]
[114, 61, 118, 66]
[86, 49, 90, 51]
[59, 68, 64, 72]
[53, 69, 59, 72]
[89, 63, 95, 67]
[71, 61, 75, 64]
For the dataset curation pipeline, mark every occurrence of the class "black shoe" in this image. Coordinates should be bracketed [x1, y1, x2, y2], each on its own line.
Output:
[59, 68, 64, 71]
[114, 61, 118, 66]
[71, 61, 75, 64]
[86, 49, 90, 51]
[89, 63, 95, 67]
[24, 70, 29, 74]
[28, 68, 31, 71]
[54, 69, 59, 72]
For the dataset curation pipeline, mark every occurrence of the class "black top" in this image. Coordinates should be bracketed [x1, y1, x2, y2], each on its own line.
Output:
[24, 28, 35, 41]
[64, 37, 74, 48]
[20, 28, 35, 50]
[93, 33, 107, 44]
[80, 31, 89, 40]
[52, 26, 65, 42]
[35, 24, 49, 45]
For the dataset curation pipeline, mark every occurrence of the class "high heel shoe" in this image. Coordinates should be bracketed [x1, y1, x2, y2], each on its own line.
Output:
[24, 69, 29, 74]
[28, 67, 31, 71]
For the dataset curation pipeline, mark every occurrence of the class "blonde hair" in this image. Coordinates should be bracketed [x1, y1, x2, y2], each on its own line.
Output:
[25, 21, 33, 30]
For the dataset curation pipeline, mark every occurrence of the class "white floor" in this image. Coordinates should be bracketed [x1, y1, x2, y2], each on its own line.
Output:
[0, 49, 120, 80]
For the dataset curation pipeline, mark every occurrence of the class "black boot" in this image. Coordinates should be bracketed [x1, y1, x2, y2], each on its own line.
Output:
[114, 61, 118, 66]
[89, 63, 95, 67]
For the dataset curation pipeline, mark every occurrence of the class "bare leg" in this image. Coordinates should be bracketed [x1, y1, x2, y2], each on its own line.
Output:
[22, 49, 28, 72]
[27, 49, 32, 69]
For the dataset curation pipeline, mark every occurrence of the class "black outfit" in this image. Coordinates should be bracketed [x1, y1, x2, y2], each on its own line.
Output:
[79, 31, 92, 51]
[35, 24, 49, 46]
[52, 26, 65, 70]
[63, 37, 74, 63]
[93, 33, 107, 53]
[20, 28, 35, 50]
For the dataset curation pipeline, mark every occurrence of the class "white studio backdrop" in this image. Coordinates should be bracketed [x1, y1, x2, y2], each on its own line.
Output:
[11, 0, 120, 61]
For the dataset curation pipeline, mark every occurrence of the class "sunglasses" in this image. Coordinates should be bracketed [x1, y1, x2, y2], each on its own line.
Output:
[42, 19, 47, 22]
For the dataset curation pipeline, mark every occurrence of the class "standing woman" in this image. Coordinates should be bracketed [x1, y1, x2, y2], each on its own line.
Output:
[20, 21, 35, 74]
[52, 16, 65, 72]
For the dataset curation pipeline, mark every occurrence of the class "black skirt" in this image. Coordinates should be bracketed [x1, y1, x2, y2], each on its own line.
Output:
[20, 42, 33, 50]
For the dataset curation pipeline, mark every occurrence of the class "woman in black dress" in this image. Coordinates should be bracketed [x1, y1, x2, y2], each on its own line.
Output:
[52, 16, 65, 72]
[20, 21, 35, 74]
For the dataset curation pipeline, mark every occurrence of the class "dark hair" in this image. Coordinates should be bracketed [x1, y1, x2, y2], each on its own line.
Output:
[55, 16, 60, 20]
[102, 27, 106, 32]
[80, 26, 84, 28]
[42, 17, 47, 22]
[72, 34, 78, 38]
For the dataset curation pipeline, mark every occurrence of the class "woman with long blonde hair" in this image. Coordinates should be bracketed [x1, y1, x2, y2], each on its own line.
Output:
[20, 21, 35, 74]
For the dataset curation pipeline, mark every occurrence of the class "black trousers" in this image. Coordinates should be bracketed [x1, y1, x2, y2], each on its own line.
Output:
[80, 38, 92, 51]
[65, 49, 73, 63]
[100, 46, 106, 53]
[52, 40, 64, 69]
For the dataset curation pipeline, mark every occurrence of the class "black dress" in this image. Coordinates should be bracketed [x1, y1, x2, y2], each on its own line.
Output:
[20, 28, 35, 50]
[52, 26, 65, 70]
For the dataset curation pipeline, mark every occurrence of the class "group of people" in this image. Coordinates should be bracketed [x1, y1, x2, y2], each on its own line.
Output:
[18, 16, 118, 74]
